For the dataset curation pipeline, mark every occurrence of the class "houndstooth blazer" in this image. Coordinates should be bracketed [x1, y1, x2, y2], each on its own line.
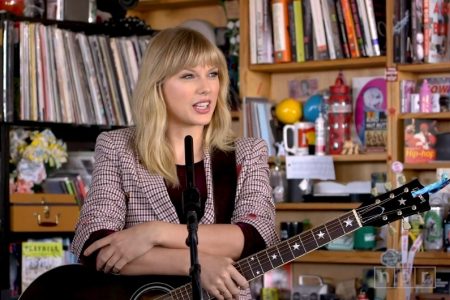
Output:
[71, 127, 278, 262]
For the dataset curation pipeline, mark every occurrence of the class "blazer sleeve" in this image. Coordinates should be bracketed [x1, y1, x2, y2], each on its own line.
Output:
[71, 131, 127, 259]
[232, 138, 279, 248]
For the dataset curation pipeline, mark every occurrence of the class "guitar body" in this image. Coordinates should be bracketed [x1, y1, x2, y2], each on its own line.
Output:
[19, 264, 189, 300]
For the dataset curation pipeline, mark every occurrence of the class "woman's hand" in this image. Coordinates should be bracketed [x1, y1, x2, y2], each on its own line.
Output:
[84, 222, 158, 273]
[199, 252, 249, 300]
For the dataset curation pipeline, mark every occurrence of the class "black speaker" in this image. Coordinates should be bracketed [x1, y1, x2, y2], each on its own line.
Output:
[118, 0, 139, 8]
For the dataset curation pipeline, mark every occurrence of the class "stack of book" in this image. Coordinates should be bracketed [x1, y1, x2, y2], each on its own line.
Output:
[249, 0, 385, 64]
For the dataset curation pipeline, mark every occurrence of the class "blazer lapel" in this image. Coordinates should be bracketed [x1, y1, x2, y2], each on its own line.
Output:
[135, 157, 180, 224]
[201, 149, 215, 224]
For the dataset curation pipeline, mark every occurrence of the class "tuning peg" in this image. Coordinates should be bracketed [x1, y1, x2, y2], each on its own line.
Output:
[402, 218, 411, 230]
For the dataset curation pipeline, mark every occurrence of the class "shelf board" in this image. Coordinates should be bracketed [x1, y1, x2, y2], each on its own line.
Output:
[134, 0, 220, 10]
[397, 62, 450, 73]
[295, 250, 382, 265]
[413, 252, 450, 266]
[269, 153, 387, 164]
[276, 202, 360, 211]
[332, 153, 388, 162]
[399, 112, 450, 119]
[249, 56, 386, 73]
[404, 161, 450, 170]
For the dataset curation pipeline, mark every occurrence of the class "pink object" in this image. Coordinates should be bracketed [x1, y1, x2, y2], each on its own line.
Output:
[420, 79, 432, 113]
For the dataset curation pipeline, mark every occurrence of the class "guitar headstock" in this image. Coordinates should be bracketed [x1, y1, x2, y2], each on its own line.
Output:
[356, 179, 430, 227]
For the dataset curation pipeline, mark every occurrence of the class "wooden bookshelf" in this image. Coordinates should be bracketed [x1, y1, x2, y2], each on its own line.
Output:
[296, 250, 382, 265]
[249, 56, 387, 73]
[276, 202, 360, 211]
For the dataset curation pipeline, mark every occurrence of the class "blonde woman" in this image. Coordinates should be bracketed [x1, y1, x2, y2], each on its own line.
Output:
[72, 27, 278, 299]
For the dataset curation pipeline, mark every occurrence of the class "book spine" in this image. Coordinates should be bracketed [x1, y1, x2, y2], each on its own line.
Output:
[272, 0, 292, 62]
[327, 0, 344, 59]
[340, 0, 360, 57]
[302, 0, 314, 60]
[320, 0, 337, 59]
[349, 0, 367, 56]
[356, 0, 374, 56]
[310, 0, 329, 60]
[335, 0, 351, 58]
[364, 0, 381, 56]
[249, 0, 258, 64]
[293, 0, 305, 62]
[287, 0, 297, 61]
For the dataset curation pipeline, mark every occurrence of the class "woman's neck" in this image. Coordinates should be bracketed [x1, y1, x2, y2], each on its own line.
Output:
[168, 127, 204, 165]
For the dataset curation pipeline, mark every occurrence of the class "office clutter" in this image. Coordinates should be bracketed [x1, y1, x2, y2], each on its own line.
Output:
[244, 73, 389, 179]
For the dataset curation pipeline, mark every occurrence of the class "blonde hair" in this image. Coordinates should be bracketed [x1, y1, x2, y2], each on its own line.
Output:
[132, 27, 235, 186]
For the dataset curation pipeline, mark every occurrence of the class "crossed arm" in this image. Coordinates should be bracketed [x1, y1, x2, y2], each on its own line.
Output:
[82, 221, 250, 299]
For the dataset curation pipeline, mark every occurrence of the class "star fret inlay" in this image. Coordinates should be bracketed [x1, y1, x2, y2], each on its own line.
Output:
[271, 254, 277, 260]
[317, 231, 325, 239]
[344, 217, 353, 227]
[292, 243, 300, 250]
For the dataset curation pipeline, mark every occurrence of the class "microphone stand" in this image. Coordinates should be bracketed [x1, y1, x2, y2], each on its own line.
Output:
[182, 135, 203, 300]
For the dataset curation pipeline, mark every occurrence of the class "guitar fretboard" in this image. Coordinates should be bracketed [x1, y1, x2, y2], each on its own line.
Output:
[233, 210, 361, 281]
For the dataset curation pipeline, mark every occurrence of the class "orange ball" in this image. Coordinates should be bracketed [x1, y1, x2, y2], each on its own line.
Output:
[275, 98, 302, 124]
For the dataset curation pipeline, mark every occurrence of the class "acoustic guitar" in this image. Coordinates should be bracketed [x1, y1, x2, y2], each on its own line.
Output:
[18, 178, 442, 300]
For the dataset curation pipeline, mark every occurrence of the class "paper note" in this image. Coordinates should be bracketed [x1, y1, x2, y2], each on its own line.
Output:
[285, 155, 335, 180]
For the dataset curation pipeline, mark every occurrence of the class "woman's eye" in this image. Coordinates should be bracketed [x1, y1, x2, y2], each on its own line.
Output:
[181, 73, 194, 79]
[209, 71, 219, 78]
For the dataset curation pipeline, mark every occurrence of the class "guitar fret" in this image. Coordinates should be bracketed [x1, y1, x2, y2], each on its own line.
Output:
[327, 218, 345, 240]
[296, 235, 307, 253]
[248, 255, 263, 278]
[266, 245, 284, 269]
[339, 212, 360, 233]
[290, 235, 306, 257]
[312, 225, 331, 246]
[241, 258, 256, 280]
[279, 240, 295, 261]
[234, 261, 248, 280]
[257, 250, 274, 272]
[300, 230, 317, 252]
[170, 284, 190, 300]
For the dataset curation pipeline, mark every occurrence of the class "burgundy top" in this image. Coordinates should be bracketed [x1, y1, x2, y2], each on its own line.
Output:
[81, 162, 265, 267]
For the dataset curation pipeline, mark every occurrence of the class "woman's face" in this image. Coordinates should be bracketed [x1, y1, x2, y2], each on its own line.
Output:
[163, 65, 220, 129]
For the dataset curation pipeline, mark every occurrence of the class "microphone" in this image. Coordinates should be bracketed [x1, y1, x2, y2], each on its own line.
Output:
[183, 135, 203, 299]
[182, 136, 201, 217]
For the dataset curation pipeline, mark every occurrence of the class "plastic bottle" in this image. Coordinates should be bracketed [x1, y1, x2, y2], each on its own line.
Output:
[424, 206, 444, 251]
[327, 72, 352, 154]
[444, 213, 450, 252]
[315, 111, 326, 155]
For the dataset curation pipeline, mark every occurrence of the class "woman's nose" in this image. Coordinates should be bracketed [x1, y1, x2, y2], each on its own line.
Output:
[198, 78, 211, 95]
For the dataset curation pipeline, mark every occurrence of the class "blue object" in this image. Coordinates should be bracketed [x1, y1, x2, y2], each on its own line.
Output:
[412, 173, 450, 197]
[303, 94, 323, 122]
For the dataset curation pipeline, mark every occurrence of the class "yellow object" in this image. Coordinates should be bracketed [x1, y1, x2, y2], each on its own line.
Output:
[275, 98, 302, 124]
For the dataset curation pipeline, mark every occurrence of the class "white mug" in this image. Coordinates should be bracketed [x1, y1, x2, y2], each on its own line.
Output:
[283, 122, 315, 156]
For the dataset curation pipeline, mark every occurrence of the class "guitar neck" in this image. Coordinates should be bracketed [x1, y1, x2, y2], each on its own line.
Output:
[234, 210, 362, 281]
[165, 210, 362, 300]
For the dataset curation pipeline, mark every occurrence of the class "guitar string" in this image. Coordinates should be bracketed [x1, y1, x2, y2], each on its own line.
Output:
[234, 197, 421, 279]
[154, 187, 421, 299]
[157, 204, 392, 300]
